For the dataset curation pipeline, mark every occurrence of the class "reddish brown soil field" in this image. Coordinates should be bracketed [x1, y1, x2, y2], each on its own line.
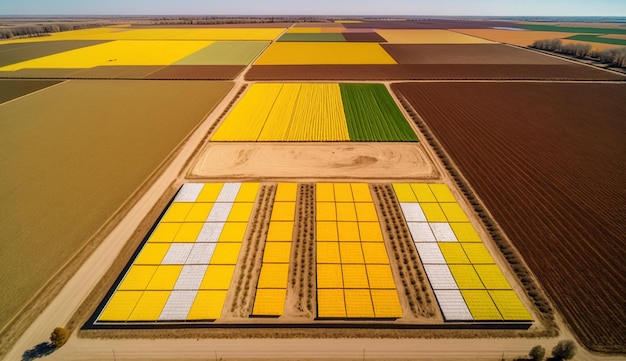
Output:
[392, 82, 626, 352]
[144, 65, 245, 80]
[382, 44, 568, 64]
[245, 64, 625, 81]
[342, 20, 517, 29]
[342, 32, 387, 42]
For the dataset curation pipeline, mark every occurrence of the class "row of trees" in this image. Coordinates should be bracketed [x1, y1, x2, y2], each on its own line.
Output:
[531, 38, 626, 67]
[0, 22, 106, 39]
[516, 340, 577, 361]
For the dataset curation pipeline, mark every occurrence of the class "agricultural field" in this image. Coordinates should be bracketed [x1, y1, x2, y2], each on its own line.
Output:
[392, 82, 626, 352]
[211, 83, 417, 142]
[0, 79, 60, 103]
[253, 42, 396, 65]
[0, 79, 232, 332]
[376, 29, 492, 44]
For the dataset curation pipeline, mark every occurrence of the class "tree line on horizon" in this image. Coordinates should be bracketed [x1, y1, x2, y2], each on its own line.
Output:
[532, 38, 626, 68]
[0, 22, 107, 39]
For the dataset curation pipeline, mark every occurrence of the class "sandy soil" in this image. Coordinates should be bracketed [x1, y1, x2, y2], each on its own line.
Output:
[189, 143, 438, 180]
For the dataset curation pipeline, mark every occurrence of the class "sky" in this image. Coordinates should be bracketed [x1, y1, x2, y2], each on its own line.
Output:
[1, 0, 625, 16]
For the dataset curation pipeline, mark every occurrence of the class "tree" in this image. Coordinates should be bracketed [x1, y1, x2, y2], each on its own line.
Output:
[550, 340, 576, 360]
[50, 327, 69, 348]
[529, 345, 545, 361]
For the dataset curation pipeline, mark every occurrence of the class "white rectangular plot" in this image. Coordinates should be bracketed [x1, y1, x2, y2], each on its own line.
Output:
[430, 222, 458, 242]
[159, 290, 198, 321]
[161, 243, 194, 265]
[207, 203, 234, 222]
[434, 289, 473, 321]
[186, 243, 217, 264]
[400, 203, 427, 222]
[173, 183, 204, 202]
[216, 183, 241, 203]
[407, 222, 436, 242]
[174, 264, 208, 290]
[415, 243, 446, 264]
[424, 264, 459, 290]
[197, 222, 225, 242]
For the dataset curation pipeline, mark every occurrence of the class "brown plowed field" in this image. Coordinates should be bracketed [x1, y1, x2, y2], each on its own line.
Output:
[342, 20, 517, 29]
[342, 32, 387, 42]
[392, 82, 626, 352]
[245, 64, 625, 81]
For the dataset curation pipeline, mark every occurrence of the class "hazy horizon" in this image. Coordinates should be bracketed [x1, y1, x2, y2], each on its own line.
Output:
[1, 0, 625, 17]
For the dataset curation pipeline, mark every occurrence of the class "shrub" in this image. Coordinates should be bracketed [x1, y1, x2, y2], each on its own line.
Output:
[50, 327, 69, 348]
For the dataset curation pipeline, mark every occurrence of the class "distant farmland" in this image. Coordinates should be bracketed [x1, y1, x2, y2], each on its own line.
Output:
[0, 80, 232, 331]
[392, 82, 626, 352]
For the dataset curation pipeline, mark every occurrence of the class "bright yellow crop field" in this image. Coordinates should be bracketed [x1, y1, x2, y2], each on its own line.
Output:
[254, 42, 397, 65]
[377, 30, 493, 44]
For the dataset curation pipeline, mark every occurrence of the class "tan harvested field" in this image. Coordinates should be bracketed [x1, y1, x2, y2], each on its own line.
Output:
[0, 79, 232, 333]
[454, 29, 580, 47]
[189, 143, 438, 180]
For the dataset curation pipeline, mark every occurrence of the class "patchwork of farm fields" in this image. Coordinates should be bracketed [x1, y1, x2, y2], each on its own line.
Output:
[211, 83, 417, 142]
[392, 82, 626, 352]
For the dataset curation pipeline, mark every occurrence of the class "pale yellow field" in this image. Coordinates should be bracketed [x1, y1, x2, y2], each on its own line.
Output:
[0, 40, 212, 70]
[377, 29, 493, 44]
[254, 42, 397, 65]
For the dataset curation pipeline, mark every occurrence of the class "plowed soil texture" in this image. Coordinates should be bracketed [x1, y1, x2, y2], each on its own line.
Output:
[342, 20, 517, 29]
[245, 64, 625, 81]
[392, 82, 626, 353]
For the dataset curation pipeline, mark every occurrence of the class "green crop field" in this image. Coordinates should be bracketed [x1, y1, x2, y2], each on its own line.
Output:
[566, 35, 626, 46]
[520, 24, 626, 35]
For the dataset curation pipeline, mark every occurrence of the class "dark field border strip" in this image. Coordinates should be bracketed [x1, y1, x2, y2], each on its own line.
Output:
[245, 64, 626, 81]
[0, 79, 61, 104]
[0, 40, 110, 67]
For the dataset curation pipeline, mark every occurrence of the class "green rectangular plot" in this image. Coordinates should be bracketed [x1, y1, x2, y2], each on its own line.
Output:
[174, 41, 270, 65]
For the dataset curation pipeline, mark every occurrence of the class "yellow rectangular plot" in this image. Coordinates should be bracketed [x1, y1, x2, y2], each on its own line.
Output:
[429, 184, 457, 203]
[227, 203, 254, 222]
[462, 243, 495, 264]
[267, 221, 294, 241]
[366, 264, 396, 289]
[146, 265, 183, 290]
[371, 289, 402, 318]
[440, 202, 469, 222]
[410, 183, 437, 202]
[489, 290, 532, 321]
[420, 203, 448, 222]
[263, 242, 292, 263]
[474, 265, 512, 290]
[439, 243, 471, 264]
[344, 289, 375, 318]
[358, 222, 384, 242]
[218, 222, 248, 242]
[342, 264, 369, 288]
[98, 290, 143, 321]
[185, 203, 213, 222]
[252, 288, 286, 316]
[317, 242, 341, 264]
[235, 182, 260, 202]
[340, 242, 364, 263]
[148, 223, 182, 243]
[450, 223, 482, 242]
[187, 290, 227, 320]
[254, 42, 397, 65]
[271, 202, 296, 221]
[351, 183, 373, 202]
[127, 291, 171, 321]
[161, 203, 193, 223]
[275, 182, 298, 201]
[377, 29, 492, 44]
[134, 243, 170, 265]
[172, 223, 203, 243]
[338, 222, 360, 241]
[316, 221, 338, 241]
[392, 183, 417, 202]
[461, 290, 502, 320]
[257, 83, 300, 141]
[316, 202, 336, 221]
[257, 263, 289, 288]
[336, 203, 357, 221]
[449, 265, 484, 289]
[361, 243, 390, 264]
[118, 266, 157, 291]
[316, 183, 335, 202]
[354, 203, 378, 222]
[196, 183, 223, 202]
[317, 264, 344, 288]
[209, 243, 242, 264]
[317, 289, 346, 318]
[333, 183, 354, 202]
[200, 265, 235, 289]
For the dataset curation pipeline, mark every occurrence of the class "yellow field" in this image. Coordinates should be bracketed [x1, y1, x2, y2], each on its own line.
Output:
[211, 83, 350, 142]
[0, 40, 212, 71]
[377, 30, 493, 44]
[455, 29, 585, 47]
[254, 42, 397, 65]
